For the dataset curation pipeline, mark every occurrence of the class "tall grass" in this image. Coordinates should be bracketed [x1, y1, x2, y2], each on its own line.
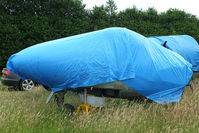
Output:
[0, 79, 199, 133]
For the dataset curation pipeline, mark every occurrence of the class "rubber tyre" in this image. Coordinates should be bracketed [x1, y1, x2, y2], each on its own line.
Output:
[19, 79, 35, 91]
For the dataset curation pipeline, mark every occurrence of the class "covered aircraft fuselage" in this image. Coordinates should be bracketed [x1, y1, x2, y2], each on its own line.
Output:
[7, 27, 193, 103]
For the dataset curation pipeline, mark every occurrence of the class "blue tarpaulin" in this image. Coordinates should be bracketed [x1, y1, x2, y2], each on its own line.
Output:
[7, 27, 193, 103]
[148, 35, 199, 71]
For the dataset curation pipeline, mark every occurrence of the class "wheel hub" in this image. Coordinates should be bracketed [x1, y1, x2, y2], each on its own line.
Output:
[22, 79, 34, 91]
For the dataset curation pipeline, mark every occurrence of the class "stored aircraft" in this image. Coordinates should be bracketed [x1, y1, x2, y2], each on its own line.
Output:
[6, 28, 199, 113]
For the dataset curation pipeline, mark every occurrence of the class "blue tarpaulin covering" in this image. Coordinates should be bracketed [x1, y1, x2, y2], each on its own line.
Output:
[7, 27, 193, 103]
[148, 35, 199, 71]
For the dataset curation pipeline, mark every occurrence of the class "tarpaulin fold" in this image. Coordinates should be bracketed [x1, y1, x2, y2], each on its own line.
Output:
[148, 35, 199, 71]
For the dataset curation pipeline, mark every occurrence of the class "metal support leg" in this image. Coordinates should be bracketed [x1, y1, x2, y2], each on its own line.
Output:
[84, 88, 87, 104]
[46, 91, 55, 104]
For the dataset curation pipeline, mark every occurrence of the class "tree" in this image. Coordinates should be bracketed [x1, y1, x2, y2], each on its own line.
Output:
[106, 0, 117, 16]
[105, 0, 117, 25]
[90, 5, 109, 30]
[0, 0, 90, 69]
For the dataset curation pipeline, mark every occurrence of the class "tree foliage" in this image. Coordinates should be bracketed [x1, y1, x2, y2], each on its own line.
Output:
[0, 0, 199, 69]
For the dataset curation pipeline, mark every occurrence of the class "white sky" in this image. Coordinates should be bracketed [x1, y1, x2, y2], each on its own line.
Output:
[82, 0, 199, 17]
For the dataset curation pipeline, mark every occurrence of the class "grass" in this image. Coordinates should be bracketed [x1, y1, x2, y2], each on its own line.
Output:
[0, 83, 12, 91]
[0, 79, 199, 133]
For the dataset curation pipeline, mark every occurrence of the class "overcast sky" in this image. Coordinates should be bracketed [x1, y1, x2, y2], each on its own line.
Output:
[82, 0, 199, 17]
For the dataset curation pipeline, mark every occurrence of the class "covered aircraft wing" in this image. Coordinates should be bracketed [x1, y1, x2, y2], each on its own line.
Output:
[7, 27, 192, 103]
[148, 35, 199, 71]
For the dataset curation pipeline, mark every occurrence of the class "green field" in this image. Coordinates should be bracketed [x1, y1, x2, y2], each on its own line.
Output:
[0, 79, 199, 133]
